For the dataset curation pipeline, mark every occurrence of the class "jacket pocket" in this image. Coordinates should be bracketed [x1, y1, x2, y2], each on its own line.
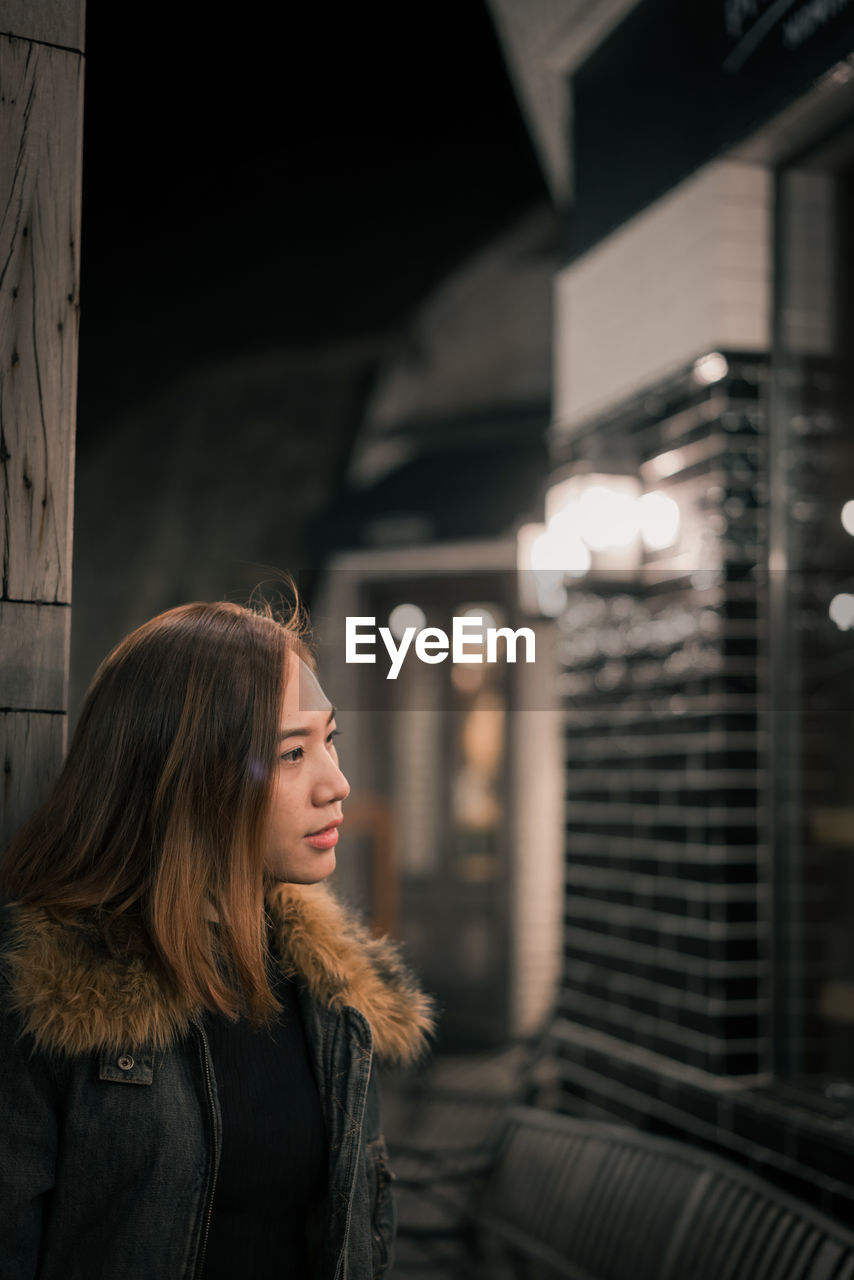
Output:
[97, 1049, 154, 1084]
[366, 1135, 396, 1280]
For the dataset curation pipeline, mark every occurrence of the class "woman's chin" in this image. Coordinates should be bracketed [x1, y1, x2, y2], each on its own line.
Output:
[267, 851, 337, 885]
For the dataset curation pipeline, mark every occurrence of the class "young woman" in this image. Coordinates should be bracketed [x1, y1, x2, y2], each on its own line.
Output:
[0, 599, 433, 1280]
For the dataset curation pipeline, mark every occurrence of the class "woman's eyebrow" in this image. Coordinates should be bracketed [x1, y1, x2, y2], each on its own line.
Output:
[278, 708, 336, 741]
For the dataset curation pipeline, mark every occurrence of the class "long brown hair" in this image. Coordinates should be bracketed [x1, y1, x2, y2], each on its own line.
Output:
[0, 599, 313, 1021]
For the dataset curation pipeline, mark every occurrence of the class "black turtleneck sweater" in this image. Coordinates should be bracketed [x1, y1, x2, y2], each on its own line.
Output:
[199, 971, 328, 1278]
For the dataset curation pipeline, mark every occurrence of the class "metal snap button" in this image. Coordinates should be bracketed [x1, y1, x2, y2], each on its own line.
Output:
[117, 1055, 134, 1071]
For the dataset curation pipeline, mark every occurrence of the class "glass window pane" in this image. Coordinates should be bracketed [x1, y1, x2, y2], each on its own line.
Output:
[774, 135, 854, 1085]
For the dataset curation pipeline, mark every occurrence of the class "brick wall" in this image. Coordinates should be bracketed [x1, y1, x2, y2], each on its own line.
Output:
[549, 359, 854, 1225]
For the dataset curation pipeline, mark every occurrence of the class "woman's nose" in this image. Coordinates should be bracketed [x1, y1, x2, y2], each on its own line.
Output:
[314, 759, 350, 805]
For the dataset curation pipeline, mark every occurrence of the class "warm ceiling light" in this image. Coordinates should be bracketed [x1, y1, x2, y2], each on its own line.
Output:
[639, 491, 681, 550]
[693, 352, 728, 386]
[829, 593, 854, 631]
[388, 602, 426, 639]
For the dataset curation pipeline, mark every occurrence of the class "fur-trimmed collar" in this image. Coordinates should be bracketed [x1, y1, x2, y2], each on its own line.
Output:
[0, 884, 434, 1065]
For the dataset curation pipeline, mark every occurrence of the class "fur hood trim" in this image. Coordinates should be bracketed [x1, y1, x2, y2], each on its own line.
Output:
[1, 885, 434, 1065]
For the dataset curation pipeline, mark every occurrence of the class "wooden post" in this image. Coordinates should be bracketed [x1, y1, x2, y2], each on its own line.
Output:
[0, 2, 85, 847]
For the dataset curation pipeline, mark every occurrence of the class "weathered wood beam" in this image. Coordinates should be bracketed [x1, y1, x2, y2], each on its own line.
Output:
[0, 3, 85, 52]
[0, 1, 85, 846]
[0, 600, 69, 709]
[1, 711, 64, 845]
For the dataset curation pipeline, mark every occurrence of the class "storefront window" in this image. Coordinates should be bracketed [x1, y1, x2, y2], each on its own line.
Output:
[773, 125, 854, 1086]
[365, 578, 515, 1046]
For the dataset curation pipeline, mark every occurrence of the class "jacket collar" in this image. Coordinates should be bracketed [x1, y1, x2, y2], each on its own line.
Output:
[1, 884, 433, 1064]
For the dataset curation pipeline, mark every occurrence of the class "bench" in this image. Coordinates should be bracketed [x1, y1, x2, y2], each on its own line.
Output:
[386, 1040, 557, 1273]
[471, 1107, 854, 1280]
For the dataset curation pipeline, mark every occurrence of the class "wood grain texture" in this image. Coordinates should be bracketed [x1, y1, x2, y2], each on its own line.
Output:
[0, 599, 69, 709]
[0, 709, 63, 846]
[0, 34, 84, 603]
[0, 1, 85, 53]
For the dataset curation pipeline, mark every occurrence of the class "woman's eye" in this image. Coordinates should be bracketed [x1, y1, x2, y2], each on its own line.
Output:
[279, 729, 339, 763]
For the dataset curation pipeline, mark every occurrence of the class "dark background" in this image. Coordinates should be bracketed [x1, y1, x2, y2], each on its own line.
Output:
[78, 1, 545, 457]
[71, 1, 547, 711]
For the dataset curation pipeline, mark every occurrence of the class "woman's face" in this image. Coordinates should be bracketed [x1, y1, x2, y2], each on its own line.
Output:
[262, 658, 350, 883]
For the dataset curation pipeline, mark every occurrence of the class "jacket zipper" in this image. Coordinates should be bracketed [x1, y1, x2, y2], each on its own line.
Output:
[194, 1021, 220, 1280]
[333, 1013, 373, 1280]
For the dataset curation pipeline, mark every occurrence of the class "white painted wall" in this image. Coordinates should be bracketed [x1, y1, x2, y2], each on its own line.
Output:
[554, 160, 772, 431]
[511, 623, 564, 1036]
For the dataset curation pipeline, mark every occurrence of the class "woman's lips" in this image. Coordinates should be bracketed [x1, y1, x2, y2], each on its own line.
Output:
[305, 822, 341, 850]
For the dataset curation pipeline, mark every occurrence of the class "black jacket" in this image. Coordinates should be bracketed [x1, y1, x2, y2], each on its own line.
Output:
[0, 883, 433, 1280]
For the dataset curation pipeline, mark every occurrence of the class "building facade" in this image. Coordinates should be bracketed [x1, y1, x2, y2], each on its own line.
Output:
[490, 0, 854, 1223]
